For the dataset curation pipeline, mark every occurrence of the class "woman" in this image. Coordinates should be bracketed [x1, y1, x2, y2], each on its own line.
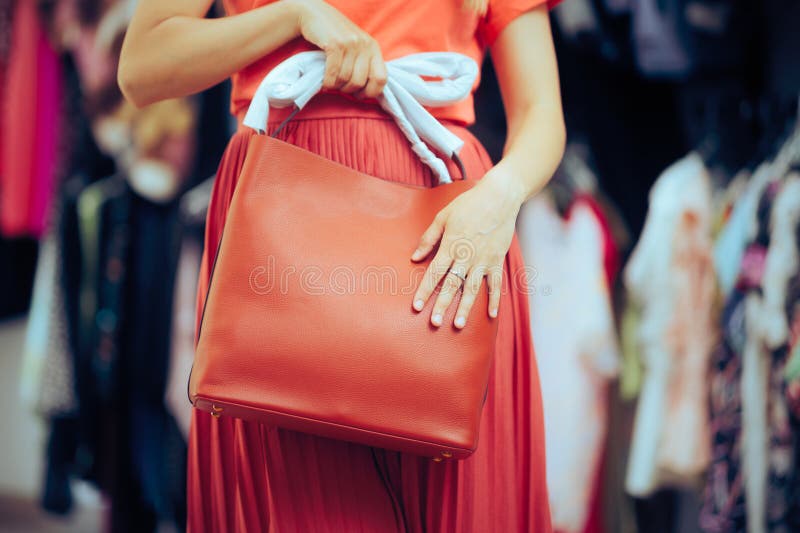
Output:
[119, 0, 565, 530]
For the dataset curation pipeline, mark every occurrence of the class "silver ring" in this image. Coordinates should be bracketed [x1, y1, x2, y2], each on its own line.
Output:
[448, 269, 467, 282]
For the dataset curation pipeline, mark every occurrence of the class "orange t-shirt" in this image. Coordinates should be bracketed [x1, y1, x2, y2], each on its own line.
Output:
[224, 0, 559, 126]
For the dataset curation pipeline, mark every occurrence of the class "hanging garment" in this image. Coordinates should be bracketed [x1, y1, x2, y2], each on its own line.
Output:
[733, 127, 800, 266]
[749, 177, 800, 533]
[571, 192, 623, 288]
[1, 0, 39, 236]
[682, 0, 757, 76]
[19, 195, 78, 418]
[711, 169, 750, 242]
[619, 298, 645, 401]
[0, 0, 61, 237]
[31, 25, 62, 235]
[630, 0, 691, 78]
[77, 176, 131, 403]
[783, 180, 800, 396]
[516, 194, 619, 533]
[29, 59, 103, 420]
[566, 192, 622, 533]
[700, 287, 749, 533]
[166, 178, 213, 440]
[124, 190, 185, 528]
[69, 174, 187, 530]
[0, 0, 9, 199]
[739, 180, 785, 533]
[759, 175, 800, 351]
[758, 176, 800, 533]
[550, 0, 601, 42]
[70, 175, 134, 499]
[19, 224, 59, 411]
[624, 153, 715, 496]
[742, 290, 770, 533]
[36, 176, 90, 517]
[19, 56, 115, 421]
[782, 270, 800, 530]
[715, 162, 776, 296]
[701, 177, 799, 533]
[629, 0, 755, 80]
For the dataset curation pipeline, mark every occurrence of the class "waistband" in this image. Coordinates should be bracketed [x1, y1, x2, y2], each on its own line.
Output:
[236, 93, 395, 132]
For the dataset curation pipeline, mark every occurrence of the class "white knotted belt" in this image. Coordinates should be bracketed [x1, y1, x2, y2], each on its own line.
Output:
[243, 51, 479, 184]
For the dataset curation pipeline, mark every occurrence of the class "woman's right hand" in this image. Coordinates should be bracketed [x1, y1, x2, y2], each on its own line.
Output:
[288, 0, 388, 98]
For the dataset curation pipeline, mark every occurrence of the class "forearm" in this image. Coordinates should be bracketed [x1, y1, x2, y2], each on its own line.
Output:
[493, 101, 566, 204]
[119, 2, 302, 107]
[484, 7, 566, 205]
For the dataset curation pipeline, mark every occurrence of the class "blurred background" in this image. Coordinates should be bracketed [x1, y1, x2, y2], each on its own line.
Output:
[0, 0, 798, 532]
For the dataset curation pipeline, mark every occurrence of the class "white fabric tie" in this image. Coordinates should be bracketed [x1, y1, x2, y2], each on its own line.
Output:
[243, 51, 479, 184]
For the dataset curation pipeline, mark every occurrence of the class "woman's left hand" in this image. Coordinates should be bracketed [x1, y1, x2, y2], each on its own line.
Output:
[411, 164, 526, 329]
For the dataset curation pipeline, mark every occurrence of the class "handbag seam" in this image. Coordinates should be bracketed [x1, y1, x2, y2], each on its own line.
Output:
[193, 395, 476, 454]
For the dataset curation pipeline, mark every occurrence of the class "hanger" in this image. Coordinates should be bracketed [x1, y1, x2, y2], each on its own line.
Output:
[544, 141, 600, 215]
[697, 133, 722, 170]
[546, 172, 578, 216]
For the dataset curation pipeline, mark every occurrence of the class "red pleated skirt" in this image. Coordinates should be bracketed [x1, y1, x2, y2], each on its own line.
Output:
[187, 106, 552, 532]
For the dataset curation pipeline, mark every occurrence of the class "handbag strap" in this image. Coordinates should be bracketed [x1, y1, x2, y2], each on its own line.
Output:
[247, 51, 478, 184]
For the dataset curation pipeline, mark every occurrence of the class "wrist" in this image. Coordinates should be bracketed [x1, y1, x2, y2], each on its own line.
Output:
[281, 0, 307, 37]
[481, 161, 529, 207]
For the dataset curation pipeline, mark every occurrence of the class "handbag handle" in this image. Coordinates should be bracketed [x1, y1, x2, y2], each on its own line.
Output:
[245, 51, 479, 184]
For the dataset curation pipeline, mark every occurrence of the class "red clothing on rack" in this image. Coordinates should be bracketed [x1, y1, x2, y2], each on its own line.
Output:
[1, 0, 60, 238]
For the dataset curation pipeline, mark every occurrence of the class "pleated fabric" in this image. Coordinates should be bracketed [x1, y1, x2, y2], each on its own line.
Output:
[188, 113, 552, 533]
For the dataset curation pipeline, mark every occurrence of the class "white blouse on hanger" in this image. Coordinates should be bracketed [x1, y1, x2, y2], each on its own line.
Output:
[516, 194, 619, 533]
[624, 153, 716, 496]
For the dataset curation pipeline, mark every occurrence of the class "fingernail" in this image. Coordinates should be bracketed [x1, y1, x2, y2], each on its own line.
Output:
[411, 249, 421, 261]
[413, 299, 424, 311]
[432, 314, 442, 326]
[455, 316, 466, 328]
[489, 308, 498, 318]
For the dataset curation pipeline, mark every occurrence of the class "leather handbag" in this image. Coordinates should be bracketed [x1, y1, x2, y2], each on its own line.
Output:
[189, 53, 498, 460]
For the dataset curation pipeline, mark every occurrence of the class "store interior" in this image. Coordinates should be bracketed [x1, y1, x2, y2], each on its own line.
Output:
[1, 0, 799, 532]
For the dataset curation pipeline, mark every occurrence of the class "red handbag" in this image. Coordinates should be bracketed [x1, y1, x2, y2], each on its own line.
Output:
[189, 129, 498, 460]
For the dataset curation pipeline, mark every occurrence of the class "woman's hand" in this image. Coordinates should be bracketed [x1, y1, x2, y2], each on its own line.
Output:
[409, 6, 566, 329]
[288, 0, 388, 98]
[411, 163, 527, 329]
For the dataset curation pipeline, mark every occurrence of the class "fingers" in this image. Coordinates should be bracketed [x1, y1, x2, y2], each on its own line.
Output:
[430, 263, 469, 327]
[411, 212, 446, 262]
[454, 266, 486, 329]
[412, 240, 504, 327]
[341, 52, 369, 93]
[336, 50, 357, 90]
[362, 52, 388, 98]
[487, 266, 503, 318]
[323, 47, 344, 90]
[412, 245, 452, 315]
[323, 36, 386, 95]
